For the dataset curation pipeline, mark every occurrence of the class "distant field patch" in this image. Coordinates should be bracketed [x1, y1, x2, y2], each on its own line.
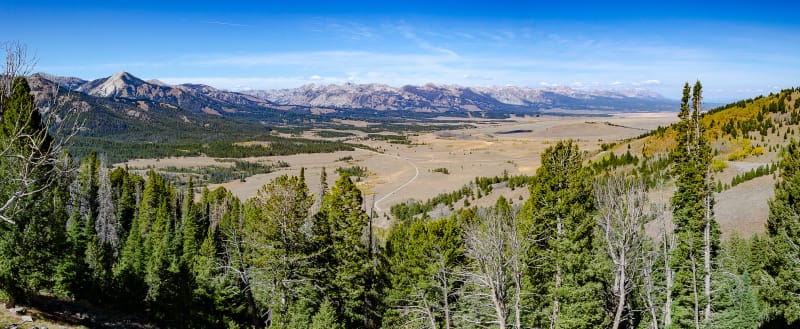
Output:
[496, 129, 532, 134]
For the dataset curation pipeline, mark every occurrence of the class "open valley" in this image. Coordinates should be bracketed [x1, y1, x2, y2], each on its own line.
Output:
[5, 2, 800, 327]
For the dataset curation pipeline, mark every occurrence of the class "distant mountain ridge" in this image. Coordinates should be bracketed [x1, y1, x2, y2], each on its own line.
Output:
[36, 71, 676, 117]
[244, 82, 675, 113]
[38, 71, 276, 116]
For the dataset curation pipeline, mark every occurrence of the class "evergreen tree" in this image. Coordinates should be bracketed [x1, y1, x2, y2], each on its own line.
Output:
[181, 178, 202, 274]
[384, 215, 464, 329]
[761, 138, 800, 324]
[0, 76, 52, 224]
[0, 183, 70, 304]
[708, 235, 762, 329]
[245, 174, 313, 327]
[669, 81, 719, 328]
[144, 200, 173, 302]
[520, 140, 605, 329]
[0, 76, 62, 302]
[0, 77, 43, 140]
[310, 299, 345, 329]
[111, 166, 140, 236]
[114, 170, 170, 308]
[314, 174, 380, 328]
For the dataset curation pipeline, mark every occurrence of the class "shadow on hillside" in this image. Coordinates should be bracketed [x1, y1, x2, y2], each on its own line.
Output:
[12, 294, 152, 328]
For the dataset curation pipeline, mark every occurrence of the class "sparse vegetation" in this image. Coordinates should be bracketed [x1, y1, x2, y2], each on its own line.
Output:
[711, 159, 728, 172]
[729, 163, 777, 188]
[367, 133, 410, 144]
[151, 159, 288, 185]
[727, 138, 764, 161]
[315, 130, 357, 138]
[336, 165, 369, 177]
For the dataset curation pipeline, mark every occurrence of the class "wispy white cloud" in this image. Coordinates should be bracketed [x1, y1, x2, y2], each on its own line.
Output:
[388, 24, 460, 58]
[159, 76, 335, 90]
[38, 20, 800, 102]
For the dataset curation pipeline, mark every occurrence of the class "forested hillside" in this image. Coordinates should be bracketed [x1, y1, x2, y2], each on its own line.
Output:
[4, 61, 800, 328]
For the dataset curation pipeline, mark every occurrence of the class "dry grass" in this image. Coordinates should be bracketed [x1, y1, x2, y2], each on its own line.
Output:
[121, 114, 679, 227]
[115, 111, 784, 237]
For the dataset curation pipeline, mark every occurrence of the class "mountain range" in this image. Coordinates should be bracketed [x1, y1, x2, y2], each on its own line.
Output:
[246, 82, 673, 113]
[33, 71, 677, 120]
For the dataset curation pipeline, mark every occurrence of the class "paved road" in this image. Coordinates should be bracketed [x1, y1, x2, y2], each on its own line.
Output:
[372, 152, 420, 213]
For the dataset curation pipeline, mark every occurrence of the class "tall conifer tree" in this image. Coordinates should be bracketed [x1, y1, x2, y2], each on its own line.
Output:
[521, 140, 605, 329]
[762, 139, 800, 324]
[670, 81, 719, 328]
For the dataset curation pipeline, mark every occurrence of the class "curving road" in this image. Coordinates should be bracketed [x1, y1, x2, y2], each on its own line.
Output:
[372, 152, 420, 213]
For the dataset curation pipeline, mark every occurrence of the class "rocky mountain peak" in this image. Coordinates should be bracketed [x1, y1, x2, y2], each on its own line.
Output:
[76, 71, 149, 97]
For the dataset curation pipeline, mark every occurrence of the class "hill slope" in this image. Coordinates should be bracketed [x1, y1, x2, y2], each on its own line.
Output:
[599, 87, 800, 237]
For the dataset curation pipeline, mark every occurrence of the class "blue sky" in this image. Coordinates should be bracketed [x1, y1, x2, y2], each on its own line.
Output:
[3, 1, 800, 102]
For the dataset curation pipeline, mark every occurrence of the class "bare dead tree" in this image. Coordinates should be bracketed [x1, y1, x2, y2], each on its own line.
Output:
[462, 206, 517, 329]
[0, 42, 34, 95]
[507, 207, 528, 329]
[594, 175, 650, 329]
[648, 165, 675, 329]
[689, 236, 701, 329]
[96, 157, 119, 251]
[433, 246, 457, 329]
[0, 41, 80, 224]
[640, 239, 660, 329]
[394, 288, 438, 329]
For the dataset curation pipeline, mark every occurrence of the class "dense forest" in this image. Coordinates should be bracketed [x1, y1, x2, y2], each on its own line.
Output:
[3, 65, 800, 328]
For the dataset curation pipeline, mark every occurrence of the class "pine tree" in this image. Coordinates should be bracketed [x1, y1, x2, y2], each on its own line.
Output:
[708, 235, 762, 329]
[669, 81, 719, 328]
[0, 64, 75, 230]
[181, 178, 201, 274]
[245, 174, 313, 327]
[384, 215, 464, 329]
[144, 200, 173, 302]
[0, 77, 42, 140]
[114, 170, 169, 307]
[310, 299, 345, 329]
[314, 174, 379, 328]
[112, 166, 139, 236]
[520, 140, 605, 329]
[0, 76, 52, 225]
[0, 181, 70, 304]
[762, 138, 800, 324]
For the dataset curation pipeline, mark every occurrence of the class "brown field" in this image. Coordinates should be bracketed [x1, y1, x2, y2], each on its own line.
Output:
[117, 112, 780, 237]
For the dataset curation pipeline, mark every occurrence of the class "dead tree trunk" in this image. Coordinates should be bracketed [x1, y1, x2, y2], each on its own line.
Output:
[690, 238, 700, 329]
[703, 167, 713, 323]
[595, 176, 649, 329]
[463, 208, 509, 329]
[662, 221, 675, 328]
